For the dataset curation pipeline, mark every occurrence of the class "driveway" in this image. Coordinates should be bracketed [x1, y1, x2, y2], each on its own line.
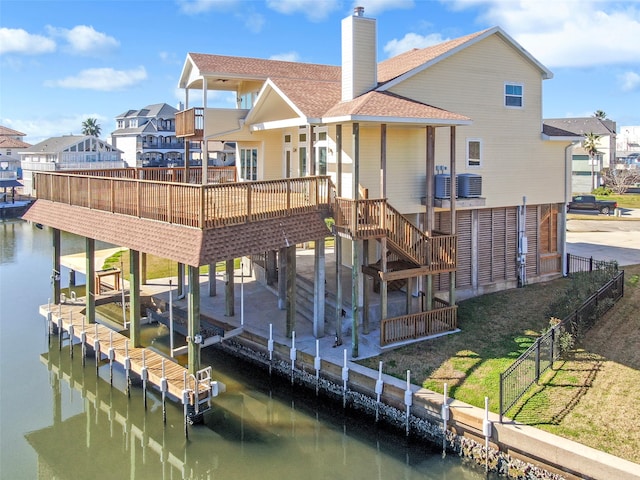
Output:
[566, 208, 640, 266]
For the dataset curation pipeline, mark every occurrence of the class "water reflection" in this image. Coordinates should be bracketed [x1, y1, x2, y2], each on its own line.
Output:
[30, 338, 492, 480]
[4, 220, 494, 480]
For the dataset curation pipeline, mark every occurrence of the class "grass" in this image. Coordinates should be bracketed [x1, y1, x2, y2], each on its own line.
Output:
[594, 192, 640, 208]
[358, 264, 640, 464]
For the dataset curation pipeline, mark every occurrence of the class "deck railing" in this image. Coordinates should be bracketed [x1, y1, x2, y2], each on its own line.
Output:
[34, 172, 331, 230]
[175, 107, 204, 139]
[380, 304, 457, 346]
[62, 166, 237, 184]
[334, 197, 456, 270]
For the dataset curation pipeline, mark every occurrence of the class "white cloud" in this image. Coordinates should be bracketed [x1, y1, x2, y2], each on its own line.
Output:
[269, 51, 301, 62]
[0, 113, 110, 144]
[45, 25, 119, 55]
[44, 66, 147, 91]
[266, 0, 341, 21]
[178, 0, 239, 14]
[619, 71, 640, 92]
[383, 32, 449, 57]
[355, 0, 414, 16]
[0, 28, 56, 55]
[443, 0, 640, 68]
[243, 11, 266, 33]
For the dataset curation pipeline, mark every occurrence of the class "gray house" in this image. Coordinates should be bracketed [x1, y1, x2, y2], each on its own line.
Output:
[543, 117, 616, 194]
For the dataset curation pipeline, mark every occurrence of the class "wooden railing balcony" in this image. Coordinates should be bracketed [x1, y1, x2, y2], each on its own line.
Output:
[333, 197, 457, 271]
[175, 107, 204, 139]
[62, 166, 237, 184]
[33, 171, 332, 230]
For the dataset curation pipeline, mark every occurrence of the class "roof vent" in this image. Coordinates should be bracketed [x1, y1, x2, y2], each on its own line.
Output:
[354, 6, 364, 16]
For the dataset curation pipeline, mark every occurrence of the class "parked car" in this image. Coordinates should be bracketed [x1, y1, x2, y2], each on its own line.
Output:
[567, 195, 618, 215]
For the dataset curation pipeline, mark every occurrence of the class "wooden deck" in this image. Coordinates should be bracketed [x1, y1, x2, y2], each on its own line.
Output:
[39, 301, 214, 402]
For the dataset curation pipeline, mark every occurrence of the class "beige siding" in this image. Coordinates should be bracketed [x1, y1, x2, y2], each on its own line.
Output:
[341, 16, 377, 100]
[389, 34, 567, 209]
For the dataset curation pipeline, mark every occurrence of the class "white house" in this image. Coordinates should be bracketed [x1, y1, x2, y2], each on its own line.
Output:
[20, 135, 124, 195]
[0, 125, 31, 181]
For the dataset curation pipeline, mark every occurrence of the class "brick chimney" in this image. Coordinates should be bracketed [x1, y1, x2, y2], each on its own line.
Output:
[341, 6, 377, 102]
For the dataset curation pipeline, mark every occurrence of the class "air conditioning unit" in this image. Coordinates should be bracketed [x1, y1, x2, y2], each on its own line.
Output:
[457, 173, 482, 198]
[435, 174, 452, 198]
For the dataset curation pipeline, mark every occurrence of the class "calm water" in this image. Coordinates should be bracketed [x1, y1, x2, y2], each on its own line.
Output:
[0, 219, 495, 480]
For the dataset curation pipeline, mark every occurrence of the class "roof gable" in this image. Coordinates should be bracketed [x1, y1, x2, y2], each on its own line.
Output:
[0, 125, 27, 137]
[377, 27, 552, 92]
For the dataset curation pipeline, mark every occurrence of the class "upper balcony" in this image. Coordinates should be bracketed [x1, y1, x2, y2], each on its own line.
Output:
[176, 108, 204, 140]
[176, 107, 249, 141]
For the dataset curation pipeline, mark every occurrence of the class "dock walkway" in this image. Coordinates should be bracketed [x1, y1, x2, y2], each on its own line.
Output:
[39, 300, 219, 411]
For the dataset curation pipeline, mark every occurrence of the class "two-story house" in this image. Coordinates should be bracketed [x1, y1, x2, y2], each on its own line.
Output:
[175, 7, 572, 350]
[111, 103, 201, 167]
[23, 8, 574, 365]
[543, 117, 617, 193]
[0, 125, 31, 183]
[20, 135, 124, 195]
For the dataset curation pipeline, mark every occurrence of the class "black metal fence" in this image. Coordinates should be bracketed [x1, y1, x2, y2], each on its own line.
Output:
[499, 261, 624, 422]
[565, 252, 618, 275]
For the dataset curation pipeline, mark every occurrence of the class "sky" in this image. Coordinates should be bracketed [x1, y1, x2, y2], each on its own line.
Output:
[1, 0, 640, 145]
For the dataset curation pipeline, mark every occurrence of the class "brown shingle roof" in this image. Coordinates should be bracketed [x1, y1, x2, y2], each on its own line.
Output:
[189, 53, 341, 82]
[323, 91, 470, 122]
[0, 137, 31, 148]
[270, 78, 341, 118]
[0, 125, 27, 137]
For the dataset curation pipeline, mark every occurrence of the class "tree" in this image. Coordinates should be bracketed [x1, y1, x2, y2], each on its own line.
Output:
[81, 118, 101, 137]
[593, 110, 607, 119]
[602, 168, 640, 194]
[583, 132, 601, 192]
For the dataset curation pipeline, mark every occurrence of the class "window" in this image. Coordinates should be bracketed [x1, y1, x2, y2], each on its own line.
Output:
[505, 83, 523, 108]
[315, 127, 328, 175]
[299, 131, 308, 176]
[239, 148, 258, 180]
[466, 139, 482, 167]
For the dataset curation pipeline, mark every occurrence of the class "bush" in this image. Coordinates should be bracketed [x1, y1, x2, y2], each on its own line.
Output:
[592, 186, 613, 196]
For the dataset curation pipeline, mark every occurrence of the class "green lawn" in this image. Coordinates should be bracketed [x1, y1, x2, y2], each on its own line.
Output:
[358, 265, 640, 464]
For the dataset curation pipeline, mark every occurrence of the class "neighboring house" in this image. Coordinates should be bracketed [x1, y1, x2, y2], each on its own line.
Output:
[20, 135, 124, 195]
[616, 125, 640, 166]
[0, 125, 31, 181]
[543, 117, 617, 194]
[111, 102, 204, 167]
[176, 6, 572, 305]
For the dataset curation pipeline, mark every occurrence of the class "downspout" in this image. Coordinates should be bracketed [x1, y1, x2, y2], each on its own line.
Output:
[561, 141, 577, 276]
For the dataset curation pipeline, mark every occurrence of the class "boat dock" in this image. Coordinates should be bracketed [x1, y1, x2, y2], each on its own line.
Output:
[39, 299, 224, 434]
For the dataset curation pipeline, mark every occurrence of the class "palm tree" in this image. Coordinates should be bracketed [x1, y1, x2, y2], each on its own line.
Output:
[583, 132, 601, 191]
[593, 110, 607, 120]
[81, 118, 101, 137]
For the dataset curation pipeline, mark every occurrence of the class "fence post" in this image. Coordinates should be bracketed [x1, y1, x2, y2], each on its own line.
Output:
[566, 252, 570, 276]
[589, 256, 593, 272]
[499, 372, 503, 423]
[550, 327, 556, 363]
[535, 338, 541, 383]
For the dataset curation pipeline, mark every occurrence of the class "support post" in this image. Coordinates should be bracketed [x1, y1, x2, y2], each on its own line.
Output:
[86, 237, 96, 324]
[286, 245, 296, 338]
[177, 263, 185, 298]
[278, 247, 287, 310]
[52, 228, 61, 305]
[351, 122, 360, 358]
[129, 249, 141, 347]
[449, 126, 456, 306]
[225, 259, 234, 316]
[187, 265, 201, 375]
[335, 124, 344, 346]
[313, 238, 325, 338]
[208, 261, 217, 297]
